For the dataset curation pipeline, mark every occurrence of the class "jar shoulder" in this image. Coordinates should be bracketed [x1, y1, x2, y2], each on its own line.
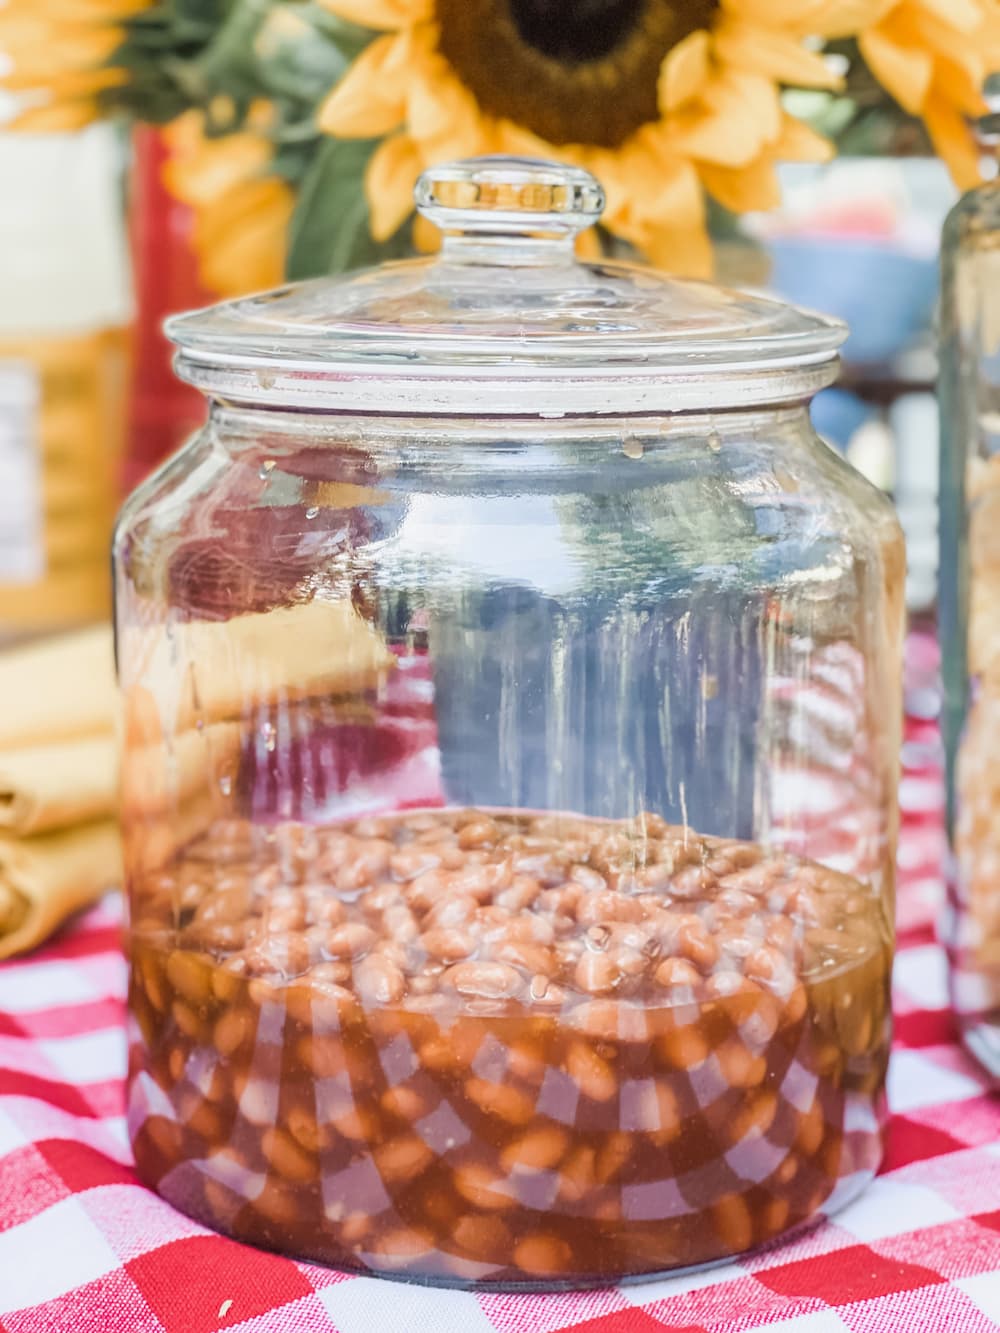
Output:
[114, 424, 220, 549]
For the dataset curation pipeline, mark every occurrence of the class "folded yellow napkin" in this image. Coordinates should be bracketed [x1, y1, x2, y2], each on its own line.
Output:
[0, 627, 118, 957]
[0, 735, 117, 835]
[0, 720, 242, 837]
[0, 625, 116, 750]
[0, 820, 122, 960]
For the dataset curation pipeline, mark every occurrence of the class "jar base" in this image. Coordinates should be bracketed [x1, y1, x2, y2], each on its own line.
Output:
[138, 1161, 881, 1293]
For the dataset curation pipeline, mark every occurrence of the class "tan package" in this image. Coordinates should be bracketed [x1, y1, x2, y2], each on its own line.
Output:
[0, 565, 112, 632]
[0, 720, 241, 836]
[0, 734, 117, 835]
[0, 820, 122, 960]
[0, 626, 116, 749]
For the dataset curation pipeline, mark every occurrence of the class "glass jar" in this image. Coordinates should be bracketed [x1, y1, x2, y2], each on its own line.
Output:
[939, 115, 1000, 1076]
[115, 157, 904, 1288]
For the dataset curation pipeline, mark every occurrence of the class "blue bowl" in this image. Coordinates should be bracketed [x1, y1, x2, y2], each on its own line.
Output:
[766, 236, 938, 366]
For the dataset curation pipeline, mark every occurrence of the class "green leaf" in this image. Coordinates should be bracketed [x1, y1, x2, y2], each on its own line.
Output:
[190, 0, 273, 103]
[101, 0, 230, 121]
[299, 2, 377, 60]
[253, 6, 358, 108]
[174, 0, 233, 23]
[100, 0, 379, 135]
[272, 132, 320, 186]
[704, 195, 744, 241]
[123, 0, 228, 49]
[287, 135, 386, 278]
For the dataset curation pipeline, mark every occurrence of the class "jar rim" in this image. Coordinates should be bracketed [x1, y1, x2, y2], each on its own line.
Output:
[173, 344, 842, 415]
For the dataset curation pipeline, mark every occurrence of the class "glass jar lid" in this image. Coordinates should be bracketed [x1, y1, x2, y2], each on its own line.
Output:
[167, 155, 846, 415]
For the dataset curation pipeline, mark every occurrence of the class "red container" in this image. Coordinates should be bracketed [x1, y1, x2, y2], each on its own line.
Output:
[122, 126, 210, 494]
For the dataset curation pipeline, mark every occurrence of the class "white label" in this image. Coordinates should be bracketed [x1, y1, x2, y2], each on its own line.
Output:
[0, 361, 43, 582]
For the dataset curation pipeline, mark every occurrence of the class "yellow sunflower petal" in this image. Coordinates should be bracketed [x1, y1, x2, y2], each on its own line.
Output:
[981, 14, 1000, 63]
[365, 132, 423, 240]
[412, 211, 441, 253]
[923, 86, 983, 189]
[700, 155, 781, 214]
[668, 105, 765, 168]
[669, 72, 780, 168]
[8, 99, 101, 131]
[195, 177, 288, 255]
[0, 17, 125, 75]
[704, 70, 782, 143]
[772, 113, 834, 163]
[200, 201, 290, 296]
[657, 29, 712, 114]
[913, 0, 983, 34]
[407, 47, 495, 159]
[858, 26, 934, 114]
[592, 133, 704, 249]
[639, 141, 707, 230]
[575, 227, 602, 260]
[161, 108, 211, 162]
[907, 8, 992, 100]
[642, 222, 714, 280]
[496, 121, 561, 160]
[723, 0, 896, 36]
[160, 101, 295, 297]
[317, 0, 431, 30]
[162, 123, 272, 206]
[317, 31, 410, 138]
[246, 101, 282, 134]
[935, 54, 990, 117]
[712, 17, 844, 90]
[6, 0, 150, 16]
[1, 65, 126, 97]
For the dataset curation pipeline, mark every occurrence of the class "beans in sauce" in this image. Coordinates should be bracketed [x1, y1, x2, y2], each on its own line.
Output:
[127, 808, 890, 1286]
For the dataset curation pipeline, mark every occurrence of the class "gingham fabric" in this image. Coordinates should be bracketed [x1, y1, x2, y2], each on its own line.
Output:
[1, 640, 998, 1333]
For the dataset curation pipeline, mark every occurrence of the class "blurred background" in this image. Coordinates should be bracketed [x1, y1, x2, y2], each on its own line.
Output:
[0, 128, 954, 641]
[0, 4, 992, 647]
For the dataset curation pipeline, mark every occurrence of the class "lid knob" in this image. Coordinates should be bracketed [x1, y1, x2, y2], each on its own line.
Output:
[415, 156, 604, 261]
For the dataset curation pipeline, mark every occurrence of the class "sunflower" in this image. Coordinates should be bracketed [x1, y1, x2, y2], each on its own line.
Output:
[0, 0, 152, 131]
[856, 0, 1000, 189]
[316, 0, 864, 274]
[161, 106, 295, 298]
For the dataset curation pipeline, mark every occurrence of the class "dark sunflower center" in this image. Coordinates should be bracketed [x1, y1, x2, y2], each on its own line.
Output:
[508, 0, 646, 63]
[435, 0, 719, 148]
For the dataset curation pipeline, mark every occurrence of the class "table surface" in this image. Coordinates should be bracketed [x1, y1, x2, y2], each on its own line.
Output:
[1, 662, 999, 1332]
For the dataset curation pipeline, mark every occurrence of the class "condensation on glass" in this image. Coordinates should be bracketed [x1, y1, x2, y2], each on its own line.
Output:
[940, 114, 1000, 1078]
[114, 157, 904, 1288]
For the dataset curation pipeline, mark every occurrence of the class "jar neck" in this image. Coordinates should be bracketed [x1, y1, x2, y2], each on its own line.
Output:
[204, 403, 822, 484]
[208, 400, 816, 445]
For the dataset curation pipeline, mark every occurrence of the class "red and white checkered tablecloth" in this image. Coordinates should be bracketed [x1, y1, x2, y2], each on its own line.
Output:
[1, 644, 999, 1332]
